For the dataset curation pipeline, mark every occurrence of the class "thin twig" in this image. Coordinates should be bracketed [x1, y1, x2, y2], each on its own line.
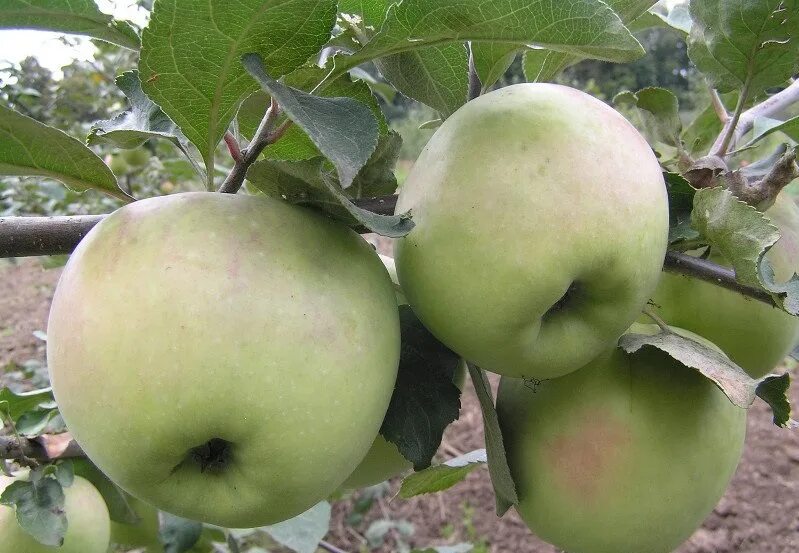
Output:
[709, 88, 729, 123]
[319, 540, 349, 553]
[662, 251, 777, 307]
[710, 79, 799, 157]
[223, 131, 243, 163]
[218, 98, 281, 194]
[0, 198, 789, 311]
[712, 75, 752, 158]
[641, 305, 671, 332]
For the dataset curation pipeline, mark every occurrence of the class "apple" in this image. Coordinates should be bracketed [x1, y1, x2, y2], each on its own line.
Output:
[73, 459, 160, 551]
[120, 147, 151, 168]
[47, 192, 401, 528]
[108, 154, 129, 176]
[394, 83, 669, 380]
[109, 496, 160, 551]
[650, 193, 799, 378]
[340, 255, 465, 491]
[497, 325, 746, 553]
[0, 474, 111, 553]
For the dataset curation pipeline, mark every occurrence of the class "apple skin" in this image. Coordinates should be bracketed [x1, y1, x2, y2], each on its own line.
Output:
[395, 83, 668, 380]
[108, 154, 129, 176]
[341, 361, 466, 490]
[497, 325, 746, 553]
[109, 497, 160, 551]
[0, 474, 111, 553]
[651, 194, 799, 378]
[73, 459, 161, 551]
[340, 255, 465, 491]
[47, 192, 401, 528]
[120, 147, 150, 167]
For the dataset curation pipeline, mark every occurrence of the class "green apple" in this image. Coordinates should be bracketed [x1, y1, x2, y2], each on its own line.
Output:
[73, 459, 161, 551]
[120, 147, 150, 168]
[47, 192, 401, 528]
[395, 83, 669, 380]
[0, 474, 111, 553]
[109, 497, 160, 551]
[497, 325, 746, 553]
[340, 255, 465, 491]
[108, 154, 129, 176]
[651, 193, 799, 378]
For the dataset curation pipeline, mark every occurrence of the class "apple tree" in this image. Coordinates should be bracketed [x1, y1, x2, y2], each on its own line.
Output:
[0, 1, 797, 552]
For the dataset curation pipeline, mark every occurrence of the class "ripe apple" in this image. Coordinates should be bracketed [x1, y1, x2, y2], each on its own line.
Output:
[497, 325, 746, 553]
[395, 83, 669, 380]
[340, 255, 465, 491]
[0, 474, 111, 553]
[47, 192, 401, 528]
[650, 194, 799, 378]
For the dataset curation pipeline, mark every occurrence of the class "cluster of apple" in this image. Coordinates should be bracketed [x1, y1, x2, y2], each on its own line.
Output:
[15, 83, 796, 553]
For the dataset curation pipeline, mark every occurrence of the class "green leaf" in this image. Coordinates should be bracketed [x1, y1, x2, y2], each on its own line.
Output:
[247, 152, 413, 237]
[0, 105, 132, 202]
[398, 449, 486, 498]
[0, 387, 55, 421]
[338, 0, 645, 78]
[649, 1, 692, 35]
[471, 43, 519, 92]
[263, 501, 331, 553]
[340, 0, 471, 114]
[88, 71, 203, 178]
[53, 461, 74, 489]
[72, 458, 140, 525]
[0, 478, 67, 546]
[522, 48, 577, 83]
[692, 187, 799, 314]
[665, 172, 698, 244]
[375, 43, 469, 117]
[688, 0, 799, 94]
[0, 0, 140, 50]
[522, 0, 658, 82]
[349, 130, 402, 197]
[741, 115, 799, 149]
[139, 0, 337, 183]
[755, 373, 796, 428]
[243, 53, 379, 188]
[15, 408, 60, 437]
[681, 101, 725, 157]
[614, 87, 682, 147]
[159, 513, 203, 553]
[380, 305, 462, 471]
[619, 326, 757, 408]
[338, 0, 390, 30]
[247, 61, 390, 163]
[88, 71, 182, 149]
[467, 365, 518, 517]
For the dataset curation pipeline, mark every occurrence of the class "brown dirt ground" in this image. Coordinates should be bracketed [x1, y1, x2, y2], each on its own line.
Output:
[1, 255, 798, 553]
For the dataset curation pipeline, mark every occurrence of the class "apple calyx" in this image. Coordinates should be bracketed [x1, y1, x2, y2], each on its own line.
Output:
[185, 438, 233, 474]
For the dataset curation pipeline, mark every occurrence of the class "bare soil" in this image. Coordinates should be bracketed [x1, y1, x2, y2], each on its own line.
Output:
[2, 256, 797, 553]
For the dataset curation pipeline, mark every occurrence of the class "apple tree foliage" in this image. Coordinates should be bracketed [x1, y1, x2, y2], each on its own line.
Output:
[0, 0, 798, 551]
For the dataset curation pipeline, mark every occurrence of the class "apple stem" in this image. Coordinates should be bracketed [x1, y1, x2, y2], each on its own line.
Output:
[641, 305, 671, 332]
[218, 97, 282, 194]
[467, 43, 482, 101]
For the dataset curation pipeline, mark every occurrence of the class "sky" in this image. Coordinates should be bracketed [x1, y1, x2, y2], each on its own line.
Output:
[0, 0, 682, 77]
[0, 1, 147, 77]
